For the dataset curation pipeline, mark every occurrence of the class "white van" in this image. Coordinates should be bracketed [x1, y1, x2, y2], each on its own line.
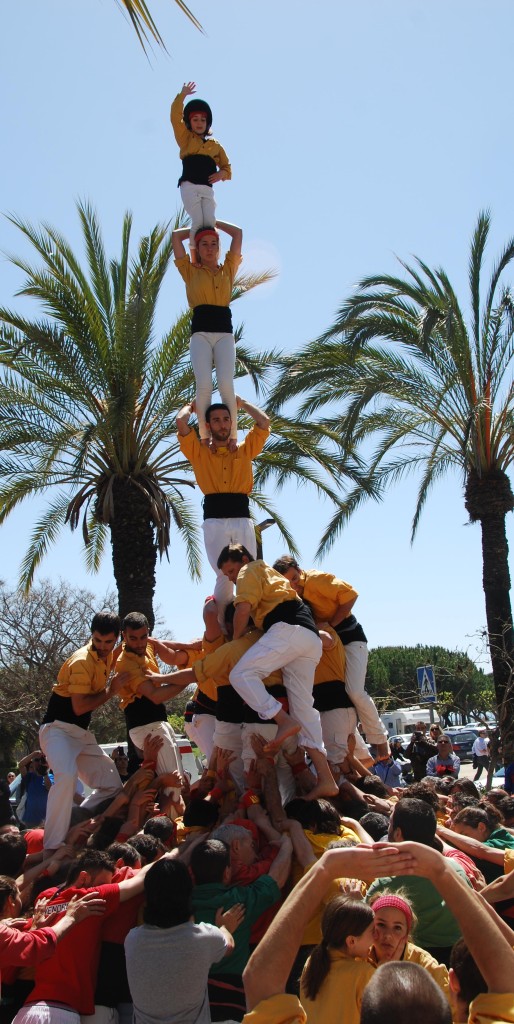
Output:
[380, 705, 440, 737]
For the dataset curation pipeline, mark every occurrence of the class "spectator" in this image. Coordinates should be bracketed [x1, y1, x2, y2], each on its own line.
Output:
[426, 736, 460, 779]
[471, 730, 490, 782]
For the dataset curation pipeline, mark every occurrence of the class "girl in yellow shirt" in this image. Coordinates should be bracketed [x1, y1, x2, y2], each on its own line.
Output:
[369, 892, 449, 998]
[300, 896, 376, 1024]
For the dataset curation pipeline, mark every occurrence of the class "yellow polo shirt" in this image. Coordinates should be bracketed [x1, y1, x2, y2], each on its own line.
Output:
[233, 561, 301, 631]
[193, 630, 281, 690]
[170, 93, 232, 178]
[178, 424, 269, 495]
[115, 645, 160, 709]
[174, 251, 241, 310]
[300, 951, 375, 1024]
[314, 627, 346, 685]
[300, 569, 358, 622]
[242, 992, 514, 1024]
[54, 642, 112, 697]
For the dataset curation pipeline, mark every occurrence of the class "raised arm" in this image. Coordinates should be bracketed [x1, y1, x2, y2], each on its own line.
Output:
[215, 220, 242, 257]
[70, 670, 129, 717]
[176, 399, 195, 436]
[235, 395, 270, 431]
[172, 227, 190, 261]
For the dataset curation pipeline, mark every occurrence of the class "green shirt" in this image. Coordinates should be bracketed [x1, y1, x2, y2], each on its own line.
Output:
[192, 875, 280, 976]
[366, 862, 469, 948]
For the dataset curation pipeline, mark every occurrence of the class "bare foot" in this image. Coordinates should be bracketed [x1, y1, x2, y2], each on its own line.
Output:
[264, 720, 301, 753]
[302, 778, 340, 800]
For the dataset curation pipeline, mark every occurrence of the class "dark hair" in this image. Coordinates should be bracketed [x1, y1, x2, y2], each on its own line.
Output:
[450, 939, 487, 1009]
[272, 555, 300, 575]
[91, 610, 120, 636]
[452, 778, 481, 799]
[361, 962, 451, 1024]
[216, 544, 255, 570]
[359, 812, 390, 841]
[205, 402, 230, 423]
[143, 816, 176, 845]
[433, 776, 456, 794]
[495, 796, 514, 823]
[0, 875, 19, 913]
[66, 849, 115, 885]
[391, 798, 438, 846]
[87, 816, 126, 850]
[107, 842, 141, 867]
[0, 833, 27, 878]
[302, 897, 373, 1000]
[399, 782, 440, 812]
[355, 776, 389, 798]
[183, 799, 219, 829]
[453, 805, 500, 835]
[122, 612, 149, 632]
[127, 834, 166, 865]
[143, 858, 192, 927]
[190, 839, 230, 885]
[285, 798, 342, 836]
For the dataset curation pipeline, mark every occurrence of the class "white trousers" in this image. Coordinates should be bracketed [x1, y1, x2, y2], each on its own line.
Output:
[180, 181, 216, 247]
[190, 332, 237, 440]
[13, 1004, 80, 1024]
[184, 713, 216, 760]
[129, 721, 184, 806]
[229, 623, 325, 752]
[213, 719, 296, 802]
[39, 722, 122, 851]
[203, 516, 257, 614]
[344, 641, 388, 745]
[320, 707, 370, 763]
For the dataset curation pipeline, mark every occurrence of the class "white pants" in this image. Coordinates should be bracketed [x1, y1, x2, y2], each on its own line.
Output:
[184, 713, 216, 760]
[190, 332, 237, 440]
[229, 623, 325, 752]
[320, 707, 370, 763]
[129, 721, 184, 806]
[213, 720, 244, 791]
[344, 642, 388, 745]
[213, 719, 296, 802]
[180, 181, 216, 247]
[39, 722, 122, 851]
[14, 1003, 79, 1024]
[203, 516, 257, 614]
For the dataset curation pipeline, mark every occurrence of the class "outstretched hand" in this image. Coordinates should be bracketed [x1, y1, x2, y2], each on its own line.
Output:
[181, 81, 196, 97]
[216, 903, 245, 934]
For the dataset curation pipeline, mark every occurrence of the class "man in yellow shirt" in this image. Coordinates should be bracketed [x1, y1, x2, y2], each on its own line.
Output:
[273, 555, 389, 757]
[39, 611, 127, 852]
[177, 395, 270, 614]
[217, 544, 338, 800]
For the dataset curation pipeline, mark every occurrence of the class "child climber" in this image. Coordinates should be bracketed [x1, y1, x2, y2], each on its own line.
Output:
[170, 82, 231, 262]
[300, 896, 376, 1024]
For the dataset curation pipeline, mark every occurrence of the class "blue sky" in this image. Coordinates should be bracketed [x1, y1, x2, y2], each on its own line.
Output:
[1, 0, 513, 671]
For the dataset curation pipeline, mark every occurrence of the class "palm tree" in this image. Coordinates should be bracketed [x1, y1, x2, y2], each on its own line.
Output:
[0, 201, 349, 630]
[119, 0, 202, 53]
[270, 212, 514, 755]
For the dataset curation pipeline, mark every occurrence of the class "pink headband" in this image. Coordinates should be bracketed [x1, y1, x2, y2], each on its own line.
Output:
[372, 895, 413, 929]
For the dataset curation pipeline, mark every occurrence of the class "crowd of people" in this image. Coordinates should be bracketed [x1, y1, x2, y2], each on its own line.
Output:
[1, 81, 513, 1024]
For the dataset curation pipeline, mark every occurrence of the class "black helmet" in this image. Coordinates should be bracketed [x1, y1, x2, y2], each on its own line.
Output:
[183, 99, 212, 132]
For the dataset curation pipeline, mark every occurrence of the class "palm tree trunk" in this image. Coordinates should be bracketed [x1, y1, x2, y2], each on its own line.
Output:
[109, 478, 157, 631]
[466, 469, 514, 760]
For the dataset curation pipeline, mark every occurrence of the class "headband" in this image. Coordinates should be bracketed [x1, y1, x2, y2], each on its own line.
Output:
[372, 895, 413, 929]
[195, 229, 219, 244]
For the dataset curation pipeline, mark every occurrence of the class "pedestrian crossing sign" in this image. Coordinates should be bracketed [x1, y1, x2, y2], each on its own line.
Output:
[417, 665, 436, 702]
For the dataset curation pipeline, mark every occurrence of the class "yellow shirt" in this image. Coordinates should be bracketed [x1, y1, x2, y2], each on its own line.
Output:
[54, 642, 112, 697]
[178, 424, 269, 496]
[170, 92, 232, 178]
[174, 251, 241, 310]
[300, 569, 358, 622]
[369, 942, 449, 998]
[291, 828, 363, 946]
[115, 645, 160, 709]
[314, 627, 346, 685]
[193, 629, 282, 690]
[505, 849, 514, 874]
[242, 992, 514, 1024]
[185, 635, 225, 702]
[234, 561, 301, 631]
[300, 950, 375, 1024]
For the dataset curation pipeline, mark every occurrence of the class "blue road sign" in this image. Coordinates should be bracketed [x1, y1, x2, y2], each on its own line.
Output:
[416, 665, 436, 702]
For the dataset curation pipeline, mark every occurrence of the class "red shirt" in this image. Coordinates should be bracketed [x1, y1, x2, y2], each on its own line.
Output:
[27, 883, 120, 1014]
[0, 922, 57, 991]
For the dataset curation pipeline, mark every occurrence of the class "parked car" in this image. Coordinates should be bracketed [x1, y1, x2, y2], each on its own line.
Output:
[444, 727, 479, 762]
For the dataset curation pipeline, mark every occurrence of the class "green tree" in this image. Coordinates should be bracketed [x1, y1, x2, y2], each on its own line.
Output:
[271, 213, 514, 756]
[0, 202, 347, 628]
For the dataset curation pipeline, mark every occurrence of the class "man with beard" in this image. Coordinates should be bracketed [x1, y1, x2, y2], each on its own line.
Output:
[177, 396, 270, 614]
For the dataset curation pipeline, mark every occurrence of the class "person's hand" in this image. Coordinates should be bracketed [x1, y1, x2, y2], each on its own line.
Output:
[208, 171, 225, 184]
[215, 903, 245, 934]
[347, 733, 357, 755]
[326, 843, 418, 883]
[155, 770, 183, 791]
[374, 841, 446, 882]
[109, 670, 130, 695]
[362, 793, 393, 815]
[181, 81, 196, 97]
[4, 917, 28, 930]
[143, 733, 164, 762]
[64, 820, 97, 847]
[340, 878, 364, 898]
[63, 891, 107, 923]
[226, 438, 238, 452]
[144, 671, 162, 686]
[216, 748, 236, 779]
